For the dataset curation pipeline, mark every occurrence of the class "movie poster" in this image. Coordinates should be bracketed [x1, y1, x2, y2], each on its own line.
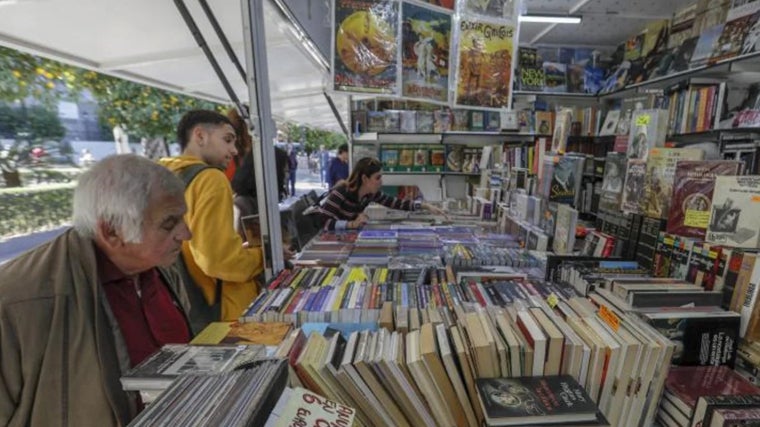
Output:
[401, 2, 452, 103]
[455, 19, 515, 109]
[332, 0, 399, 94]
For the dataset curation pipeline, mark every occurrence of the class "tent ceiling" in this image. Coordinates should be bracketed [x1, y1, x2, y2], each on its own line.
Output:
[0, 0, 346, 132]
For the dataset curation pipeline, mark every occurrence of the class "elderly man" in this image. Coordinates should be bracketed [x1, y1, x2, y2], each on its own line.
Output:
[0, 154, 193, 426]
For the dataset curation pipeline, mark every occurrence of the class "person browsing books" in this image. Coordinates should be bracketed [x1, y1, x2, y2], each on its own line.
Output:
[316, 157, 446, 230]
[0, 154, 193, 426]
[159, 110, 264, 331]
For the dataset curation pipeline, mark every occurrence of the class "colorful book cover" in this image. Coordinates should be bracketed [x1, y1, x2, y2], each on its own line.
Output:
[548, 155, 582, 205]
[711, 5, 760, 62]
[642, 148, 705, 219]
[455, 18, 516, 108]
[398, 147, 415, 171]
[332, 0, 399, 94]
[413, 146, 429, 171]
[621, 159, 647, 214]
[667, 160, 744, 239]
[433, 110, 452, 132]
[400, 2, 452, 103]
[707, 175, 760, 248]
[445, 145, 464, 172]
[543, 62, 567, 93]
[381, 146, 399, 171]
[517, 47, 544, 91]
[690, 23, 725, 67]
[535, 111, 553, 135]
[451, 109, 470, 130]
[430, 146, 445, 171]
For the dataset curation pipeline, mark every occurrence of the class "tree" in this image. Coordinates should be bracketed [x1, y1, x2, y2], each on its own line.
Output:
[282, 121, 347, 154]
[0, 46, 79, 107]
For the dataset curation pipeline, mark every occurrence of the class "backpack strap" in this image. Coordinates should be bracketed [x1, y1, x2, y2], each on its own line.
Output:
[173, 163, 223, 333]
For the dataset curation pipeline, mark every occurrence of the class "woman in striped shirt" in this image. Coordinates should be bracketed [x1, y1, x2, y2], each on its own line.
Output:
[316, 157, 446, 230]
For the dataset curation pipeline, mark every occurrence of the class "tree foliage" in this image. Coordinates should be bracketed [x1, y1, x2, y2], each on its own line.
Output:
[283, 121, 346, 154]
[0, 46, 79, 107]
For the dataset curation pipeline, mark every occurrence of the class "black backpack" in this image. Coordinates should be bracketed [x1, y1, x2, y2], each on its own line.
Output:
[174, 164, 223, 335]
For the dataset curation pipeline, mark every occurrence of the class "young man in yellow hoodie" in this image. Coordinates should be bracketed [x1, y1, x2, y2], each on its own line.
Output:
[160, 110, 263, 331]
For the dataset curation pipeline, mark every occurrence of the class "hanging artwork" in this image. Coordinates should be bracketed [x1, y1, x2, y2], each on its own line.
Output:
[332, 0, 399, 94]
[401, 2, 452, 103]
[455, 18, 516, 109]
[464, 0, 516, 20]
[412, 0, 455, 11]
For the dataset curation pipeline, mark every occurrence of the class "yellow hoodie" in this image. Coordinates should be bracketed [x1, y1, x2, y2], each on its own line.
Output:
[159, 155, 263, 321]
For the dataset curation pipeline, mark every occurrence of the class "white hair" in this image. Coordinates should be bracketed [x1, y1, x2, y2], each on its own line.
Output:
[73, 154, 184, 243]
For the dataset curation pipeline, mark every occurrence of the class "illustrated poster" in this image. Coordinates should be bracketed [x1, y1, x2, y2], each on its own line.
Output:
[464, 0, 516, 19]
[455, 18, 516, 109]
[332, 0, 399, 94]
[401, 2, 452, 103]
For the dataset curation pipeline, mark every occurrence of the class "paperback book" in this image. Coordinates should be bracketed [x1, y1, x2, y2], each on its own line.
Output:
[641, 147, 705, 219]
[707, 175, 760, 248]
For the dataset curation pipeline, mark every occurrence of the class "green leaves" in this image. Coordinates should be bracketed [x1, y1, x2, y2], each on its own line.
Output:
[0, 184, 75, 237]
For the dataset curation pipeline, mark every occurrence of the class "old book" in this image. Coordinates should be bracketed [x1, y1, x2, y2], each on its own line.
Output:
[692, 394, 760, 427]
[667, 160, 744, 239]
[475, 376, 598, 426]
[626, 109, 668, 160]
[406, 330, 450, 427]
[707, 176, 760, 248]
[642, 148, 705, 219]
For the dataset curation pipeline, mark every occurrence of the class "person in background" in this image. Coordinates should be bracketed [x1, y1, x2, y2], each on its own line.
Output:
[287, 143, 298, 196]
[318, 144, 330, 187]
[316, 157, 446, 230]
[159, 110, 264, 331]
[224, 107, 253, 181]
[327, 143, 350, 189]
[0, 154, 193, 425]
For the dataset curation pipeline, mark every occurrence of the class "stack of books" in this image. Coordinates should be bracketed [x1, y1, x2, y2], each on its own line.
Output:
[128, 358, 287, 426]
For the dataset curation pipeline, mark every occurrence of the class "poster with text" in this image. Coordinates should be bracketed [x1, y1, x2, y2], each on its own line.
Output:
[455, 19, 515, 109]
[401, 2, 452, 103]
[332, 0, 399, 94]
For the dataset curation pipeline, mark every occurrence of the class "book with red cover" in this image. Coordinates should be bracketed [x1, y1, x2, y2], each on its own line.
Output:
[665, 366, 760, 413]
[666, 160, 743, 239]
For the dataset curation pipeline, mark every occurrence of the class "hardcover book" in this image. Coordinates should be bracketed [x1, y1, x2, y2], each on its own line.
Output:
[475, 376, 597, 426]
[642, 148, 705, 219]
[667, 160, 744, 239]
[707, 175, 760, 248]
[665, 365, 760, 416]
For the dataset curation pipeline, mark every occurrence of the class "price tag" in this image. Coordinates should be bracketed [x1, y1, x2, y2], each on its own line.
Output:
[598, 305, 620, 332]
[546, 293, 559, 308]
[635, 114, 651, 126]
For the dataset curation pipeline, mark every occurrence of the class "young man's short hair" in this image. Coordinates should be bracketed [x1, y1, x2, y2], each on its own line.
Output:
[176, 110, 234, 150]
[337, 143, 349, 154]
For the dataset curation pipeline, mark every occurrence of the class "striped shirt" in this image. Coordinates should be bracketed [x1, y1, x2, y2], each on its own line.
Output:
[317, 184, 420, 230]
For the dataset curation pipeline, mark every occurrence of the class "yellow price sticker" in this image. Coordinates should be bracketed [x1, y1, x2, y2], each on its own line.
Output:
[546, 293, 559, 308]
[598, 305, 620, 332]
[635, 114, 651, 126]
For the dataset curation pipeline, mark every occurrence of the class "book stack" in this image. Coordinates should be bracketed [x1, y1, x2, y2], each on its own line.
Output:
[348, 230, 398, 265]
[128, 358, 288, 426]
[120, 344, 267, 403]
[658, 366, 760, 427]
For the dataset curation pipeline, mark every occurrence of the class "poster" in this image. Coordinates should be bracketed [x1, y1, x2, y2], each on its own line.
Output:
[455, 18, 515, 109]
[332, 0, 399, 94]
[464, 0, 516, 19]
[412, 0, 455, 11]
[401, 2, 452, 103]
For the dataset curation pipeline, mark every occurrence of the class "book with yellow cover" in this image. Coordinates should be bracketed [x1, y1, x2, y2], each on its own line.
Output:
[191, 321, 292, 346]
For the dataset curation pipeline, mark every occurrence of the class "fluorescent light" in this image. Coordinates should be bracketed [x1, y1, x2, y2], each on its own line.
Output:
[519, 14, 582, 24]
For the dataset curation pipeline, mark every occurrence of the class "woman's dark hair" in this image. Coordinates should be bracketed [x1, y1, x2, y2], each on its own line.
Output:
[227, 108, 253, 164]
[231, 147, 289, 201]
[342, 157, 381, 191]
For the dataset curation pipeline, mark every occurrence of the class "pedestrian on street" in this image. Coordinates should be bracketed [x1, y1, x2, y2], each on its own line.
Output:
[287, 143, 298, 196]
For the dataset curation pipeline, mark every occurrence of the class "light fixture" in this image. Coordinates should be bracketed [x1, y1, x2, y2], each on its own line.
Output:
[519, 14, 582, 24]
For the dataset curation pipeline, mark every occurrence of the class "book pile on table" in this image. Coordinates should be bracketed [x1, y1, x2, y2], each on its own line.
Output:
[128, 358, 287, 426]
[120, 344, 267, 403]
[658, 366, 760, 427]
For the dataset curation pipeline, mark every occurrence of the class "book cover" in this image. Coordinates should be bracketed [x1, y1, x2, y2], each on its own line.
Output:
[642, 148, 705, 219]
[535, 111, 554, 135]
[599, 152, 627, 212]
[543, 62, 567, 93]
[621, 159, 647, 214]
[665, 366, 760, 412]
[446, 145, 464, 172]
[413, 146, 429, 171]
[451, 109, 470, 131]
[367, 111, 386, 132]
[667, 160, 744, 239]
[552, 204, 578, 255]
[707, 176, 760, 249]
[400, 2, 451, 103]
[476, 376, 597, 425]
[485, 111, 501, 131]
[690, 23, 726, 66]
[643, 311, 739, 366]
[398, 147, 415, 171]
[669, 36, 700, 73]
[710, 5, 760, 62]
[626, 109, 668, 160]
[517, 47, 545, 91]
[381, 147, 400, 171]
[434, 110, 452, 132]
[191, 321, 292, 346]
[470, 110, 485, 131]
[599, 110, 621, 136]
[399, 110, 417, 133]
[416, 111, 435, 133]
[566, 64, 585, 93]
[384, 110, 401, 132]
[551, 108, 572, 153]
[548, 155, 582, 206]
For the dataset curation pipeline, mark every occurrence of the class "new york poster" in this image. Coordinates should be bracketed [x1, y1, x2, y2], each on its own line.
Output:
[455, 18, 516, 109]
[401, 2, 452, 103]
[332, 0, 399, 94]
